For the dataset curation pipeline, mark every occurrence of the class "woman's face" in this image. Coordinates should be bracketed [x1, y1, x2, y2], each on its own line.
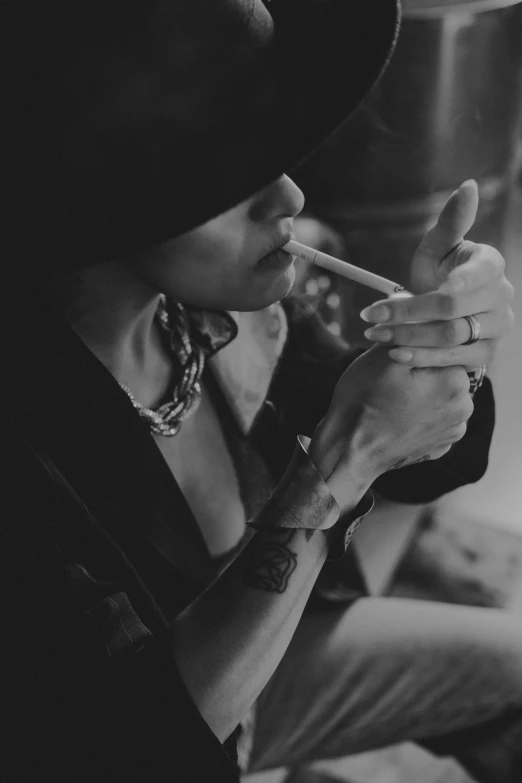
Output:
[128, 174, 305, 311]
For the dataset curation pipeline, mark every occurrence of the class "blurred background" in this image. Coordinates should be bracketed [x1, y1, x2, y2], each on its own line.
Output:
[246, 2, 522, 780]
[290, 0, 522, 570]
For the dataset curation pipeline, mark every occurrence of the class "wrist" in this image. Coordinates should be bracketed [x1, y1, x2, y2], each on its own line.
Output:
[325, 489, 375, 560]
[246, 437, 375, 561]
[309, 431, 376, 514]
[247, 436, 340, 532]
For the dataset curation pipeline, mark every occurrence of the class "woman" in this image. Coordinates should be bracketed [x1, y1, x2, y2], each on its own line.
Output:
[2, 1, 519, 781]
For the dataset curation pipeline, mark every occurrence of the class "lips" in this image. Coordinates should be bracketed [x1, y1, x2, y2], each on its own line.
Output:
[257, 246, 295, 269]
[258, 232, 295, 264]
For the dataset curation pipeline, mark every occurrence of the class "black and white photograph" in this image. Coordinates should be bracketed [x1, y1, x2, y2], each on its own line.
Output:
[2, 1, 522, 781]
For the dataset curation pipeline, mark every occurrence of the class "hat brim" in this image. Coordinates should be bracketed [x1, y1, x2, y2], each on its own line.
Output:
[10, 0, 400, 270]
[183, 0, 402, 236]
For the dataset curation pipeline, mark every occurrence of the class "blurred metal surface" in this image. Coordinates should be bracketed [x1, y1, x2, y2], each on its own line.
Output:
[294, 0, 522, 341]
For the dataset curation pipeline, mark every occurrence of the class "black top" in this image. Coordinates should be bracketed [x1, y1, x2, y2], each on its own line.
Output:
[0, 296, 495, 781]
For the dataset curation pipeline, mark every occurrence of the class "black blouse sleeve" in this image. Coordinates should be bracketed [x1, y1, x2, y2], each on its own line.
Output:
[0, 416, 239, 783]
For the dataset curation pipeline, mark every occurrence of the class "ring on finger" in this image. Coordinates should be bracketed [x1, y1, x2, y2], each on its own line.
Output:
[462, 314, 481, 345]
[461, 314, 486, 394]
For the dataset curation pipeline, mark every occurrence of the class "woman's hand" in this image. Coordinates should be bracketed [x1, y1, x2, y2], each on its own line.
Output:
[361, 180, 515, 369]
[309, 345, 474, 510]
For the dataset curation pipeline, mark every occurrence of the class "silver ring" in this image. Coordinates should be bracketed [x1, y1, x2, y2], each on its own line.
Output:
[467, 366, 486, 396]
[462, 314, 481, 345]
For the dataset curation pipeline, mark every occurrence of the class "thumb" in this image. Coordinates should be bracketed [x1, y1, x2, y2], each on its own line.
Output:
[421, 179, 479, 259]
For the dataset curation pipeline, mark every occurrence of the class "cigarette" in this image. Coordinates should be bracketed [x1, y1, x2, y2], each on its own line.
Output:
[284, 239, 410, 298]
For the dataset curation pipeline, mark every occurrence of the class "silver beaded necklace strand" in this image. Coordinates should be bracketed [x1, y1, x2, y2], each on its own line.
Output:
[119, 296, 206, 437]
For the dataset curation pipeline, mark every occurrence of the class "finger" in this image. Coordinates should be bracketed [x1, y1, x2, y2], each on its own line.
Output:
[439, 244, 506, 294]
[418, 180, 479, 259]
[447, 421, 470, 443]
[387, 454, 434, 471]
[429, 445, 453, 461]
[363, 308, 514, 348]
[387, 339, 497, 368]
[360, 277, 512, 324]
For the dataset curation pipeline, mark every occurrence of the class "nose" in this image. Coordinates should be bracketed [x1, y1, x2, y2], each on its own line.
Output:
[248, 174, 305, 223]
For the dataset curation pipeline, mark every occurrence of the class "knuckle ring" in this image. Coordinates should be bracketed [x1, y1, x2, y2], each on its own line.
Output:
[462, 314, 481, 345]
[467, 365, 486, 395]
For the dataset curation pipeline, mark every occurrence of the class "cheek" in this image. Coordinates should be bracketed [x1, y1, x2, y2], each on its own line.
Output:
[155, 255, 296, 311]
[143, 239, 248, 308]
[164, 260, 245, 306]
[130, 226, 296, 311]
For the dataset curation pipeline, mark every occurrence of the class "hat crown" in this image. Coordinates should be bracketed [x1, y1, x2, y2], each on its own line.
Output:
[5, 1, 400, 274]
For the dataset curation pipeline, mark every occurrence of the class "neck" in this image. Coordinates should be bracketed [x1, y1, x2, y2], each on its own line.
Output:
[47, 262, 170, 394]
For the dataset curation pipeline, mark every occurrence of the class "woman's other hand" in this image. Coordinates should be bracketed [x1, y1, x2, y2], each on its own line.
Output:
[361, 180, 515, 370]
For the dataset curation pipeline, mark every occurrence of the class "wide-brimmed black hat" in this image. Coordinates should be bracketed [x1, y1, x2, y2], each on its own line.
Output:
[6, 0, 400, 274]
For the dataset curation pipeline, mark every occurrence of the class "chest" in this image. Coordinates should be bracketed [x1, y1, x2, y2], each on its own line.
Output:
[153, 384, 247, 556]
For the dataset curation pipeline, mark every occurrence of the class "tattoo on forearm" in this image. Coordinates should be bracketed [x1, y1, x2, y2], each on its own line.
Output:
[243, 529, 298, 593]
[386, 455, 431, 472]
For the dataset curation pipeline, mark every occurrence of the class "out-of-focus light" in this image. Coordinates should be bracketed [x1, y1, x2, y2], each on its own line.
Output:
[317, 275, 331, 292]
[326, 293, 341, 309]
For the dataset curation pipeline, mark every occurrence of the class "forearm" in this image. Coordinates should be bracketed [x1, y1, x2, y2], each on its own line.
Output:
[170, 438, 369, 742]
[171, 525, 330, 742]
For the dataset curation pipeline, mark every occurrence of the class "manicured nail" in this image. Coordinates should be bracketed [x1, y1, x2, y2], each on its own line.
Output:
[360, 305, 391, 323]
[389, 348, 413, 363]
[364, 327, 393, 342]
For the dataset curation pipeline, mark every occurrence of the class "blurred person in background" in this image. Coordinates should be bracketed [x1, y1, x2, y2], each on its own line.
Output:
[2, 1, 520, 782]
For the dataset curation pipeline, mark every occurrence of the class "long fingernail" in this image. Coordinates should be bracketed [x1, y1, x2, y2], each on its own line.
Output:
[360, 305, 391, 323]
[389, 348, 413, 363]
[364, 327, 393, 342]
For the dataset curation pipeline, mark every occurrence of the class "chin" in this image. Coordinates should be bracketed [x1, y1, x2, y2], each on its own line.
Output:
[166, 267, 297, 312]
[238, 266, 296, 311]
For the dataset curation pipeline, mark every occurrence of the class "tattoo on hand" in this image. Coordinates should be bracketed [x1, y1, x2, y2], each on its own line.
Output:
[243, 529, 298, 593]
[386, 455, 431, 472]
